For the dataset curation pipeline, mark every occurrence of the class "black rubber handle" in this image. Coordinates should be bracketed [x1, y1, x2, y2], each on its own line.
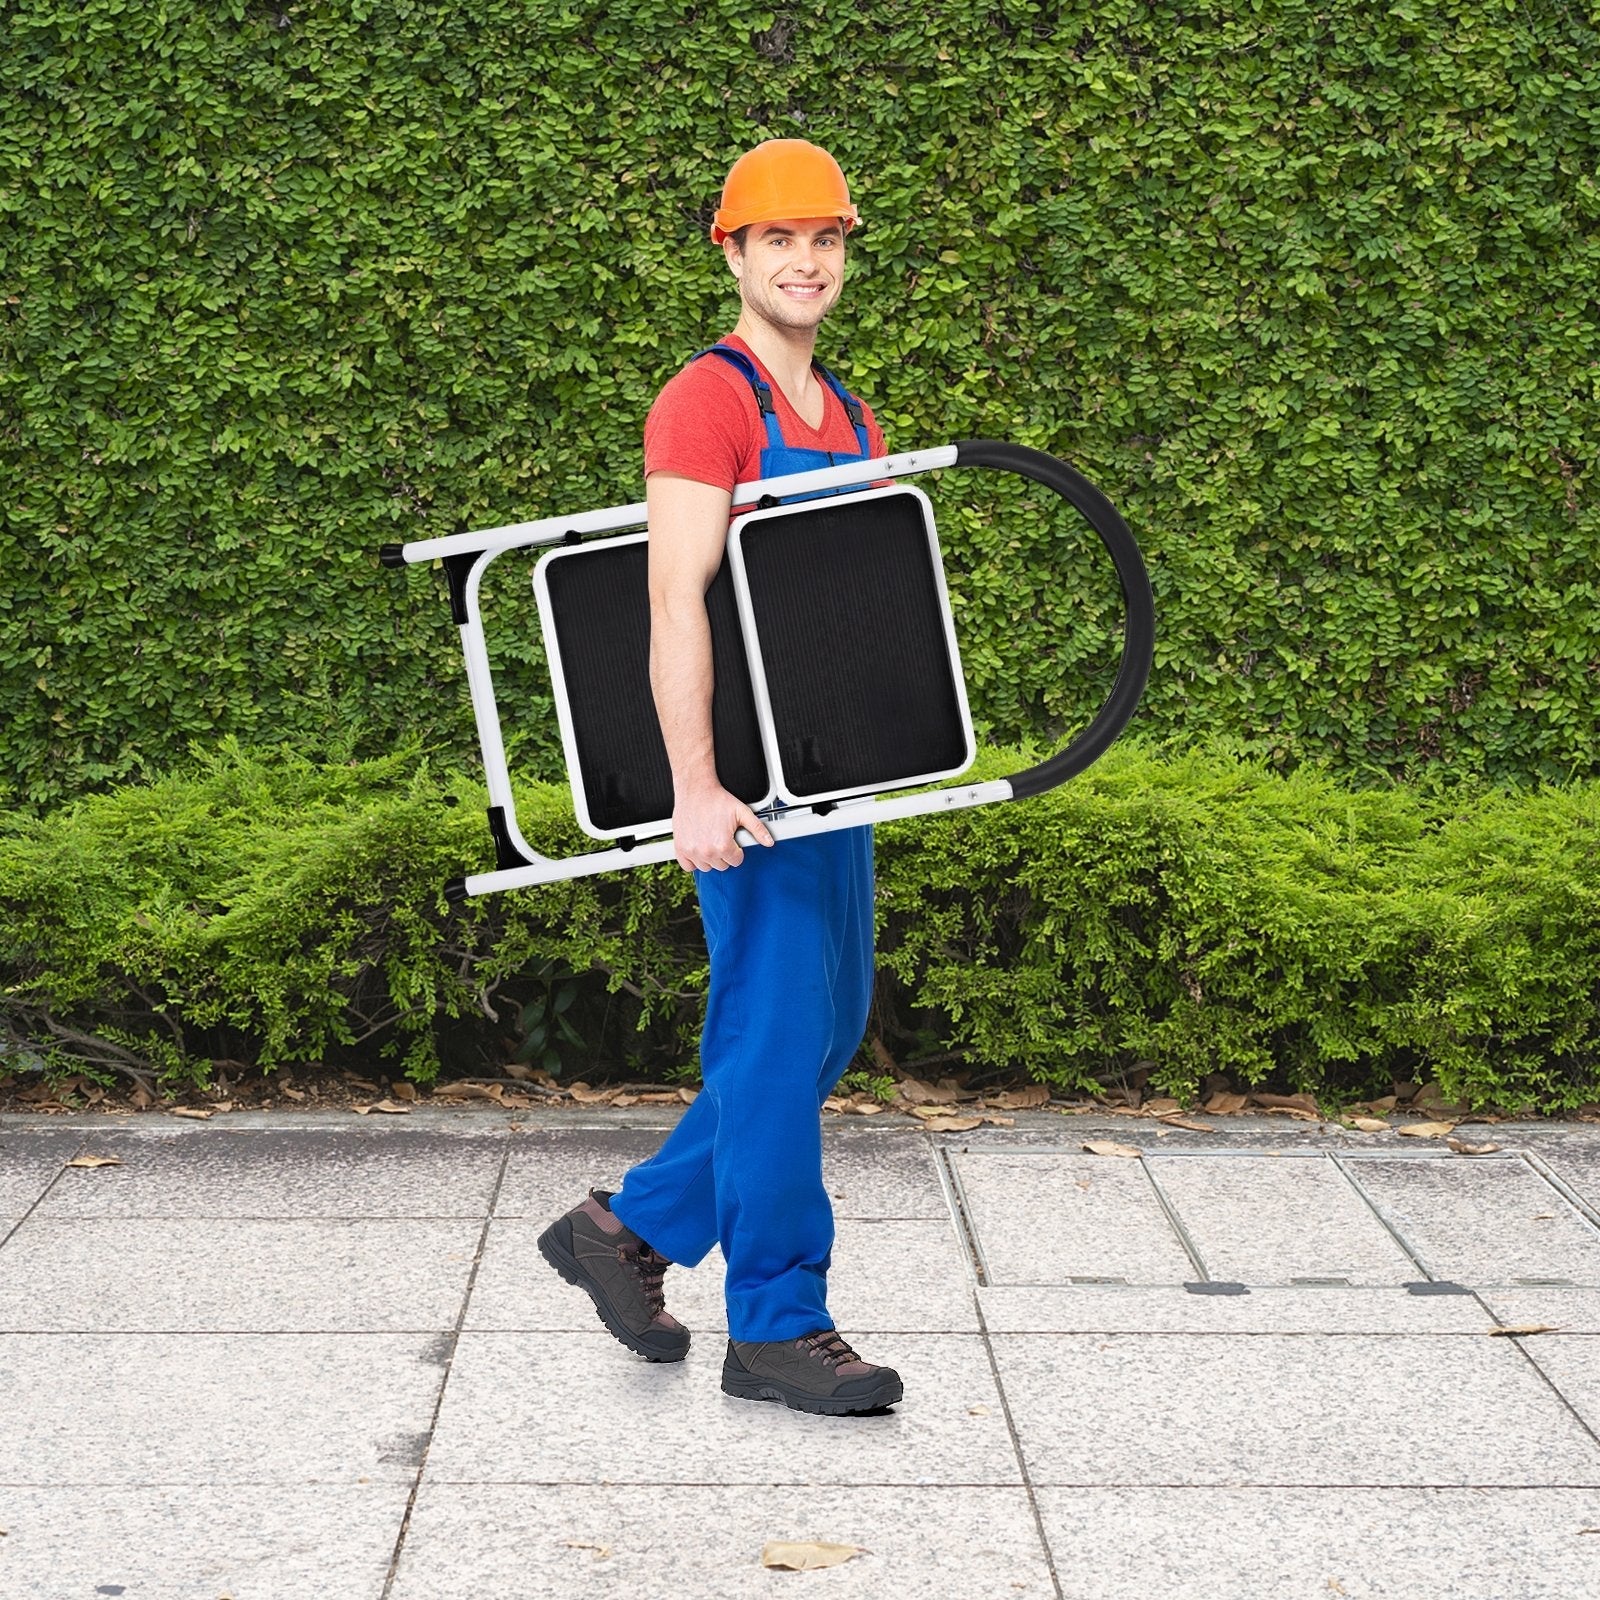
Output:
[950, 440, 1154, 799]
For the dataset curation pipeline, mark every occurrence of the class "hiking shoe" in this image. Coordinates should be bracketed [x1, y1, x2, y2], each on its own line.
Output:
[721, 1329, 903, 1414]
[537, 1188, 689, 1362]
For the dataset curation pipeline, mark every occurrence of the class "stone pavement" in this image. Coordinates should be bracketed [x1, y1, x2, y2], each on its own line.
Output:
[5, 1107, 1600, 1598]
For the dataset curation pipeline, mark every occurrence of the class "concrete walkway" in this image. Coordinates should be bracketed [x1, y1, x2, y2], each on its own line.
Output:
[4, 1107, 1600, 1598]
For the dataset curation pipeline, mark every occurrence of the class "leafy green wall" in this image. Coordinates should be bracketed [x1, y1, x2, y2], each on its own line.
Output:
[3, 0, 1596, 806]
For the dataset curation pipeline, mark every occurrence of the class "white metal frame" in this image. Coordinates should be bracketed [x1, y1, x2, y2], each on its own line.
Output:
[392, 446, 1013, 897]
[728, 482, 977, 808]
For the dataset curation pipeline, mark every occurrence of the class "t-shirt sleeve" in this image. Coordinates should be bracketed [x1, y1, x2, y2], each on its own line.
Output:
[642, 368, 752, 491]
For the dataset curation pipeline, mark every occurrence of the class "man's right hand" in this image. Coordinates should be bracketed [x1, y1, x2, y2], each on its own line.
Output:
[672, 782, 776, 873]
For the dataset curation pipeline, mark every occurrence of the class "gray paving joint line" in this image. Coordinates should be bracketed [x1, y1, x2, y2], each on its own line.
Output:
[971, 1286, 1067, 1599]
[934, 1143, 992, 1289]
[1523, 1148, 1600, 1244]
[378, 1139, 512, 1599]
[1325, 1150, 1434, 1281]
[0, 1129, 88, 1253]
[1137, 1157, 1211, 1282]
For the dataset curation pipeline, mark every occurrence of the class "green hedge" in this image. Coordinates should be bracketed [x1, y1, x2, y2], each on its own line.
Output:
[2, 0, 1597, 806]
[3, 742, 1596, 1112]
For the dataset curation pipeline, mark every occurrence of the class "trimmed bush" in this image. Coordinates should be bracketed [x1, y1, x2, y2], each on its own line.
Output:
[3, 742, 1597, 1111]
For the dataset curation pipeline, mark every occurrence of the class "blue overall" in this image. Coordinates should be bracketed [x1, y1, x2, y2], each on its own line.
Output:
[609, 344, 877, 1342]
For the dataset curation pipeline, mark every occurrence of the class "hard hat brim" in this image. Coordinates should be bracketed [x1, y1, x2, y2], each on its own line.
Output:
[710, 209, 860, 245]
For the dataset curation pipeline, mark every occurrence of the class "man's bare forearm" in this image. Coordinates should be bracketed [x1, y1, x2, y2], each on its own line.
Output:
[649, 597, 719, 796]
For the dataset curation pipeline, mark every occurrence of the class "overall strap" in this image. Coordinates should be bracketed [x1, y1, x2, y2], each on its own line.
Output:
[689, 344, 786, 451]
[690, 344, 870, 458]
[809, 360, 871, 456]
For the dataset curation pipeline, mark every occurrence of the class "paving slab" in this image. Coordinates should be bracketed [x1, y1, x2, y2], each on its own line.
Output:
[819, 1126, 955, 1218]
[27, 1126, 506, 1219]
[1479, 1286, 1600, 1334]
[951, 1151, 1194, 1284]
[1034, 1486, 1600, 1600]
[426, 1330, 1015, 1486]
[1145, 1152, 1418, 1284]
[0, 1483, 405, 1599]
[390, 1482, 1051, 1599]
[976, 1283, 1498, 1335]
[0, 1217, 482, 1332]
[1346, 1154, 1600, 1286]
[468, 1215, 979, 1334]
[492, 1125, 679, 1219]
[0, 1331, 447, 1486]
[1514, 1334, 1600, 1438]
[0, 1129, 83, 1221]
[991, 1332, 1600, 1486]
[495, 1123, 950, 1221]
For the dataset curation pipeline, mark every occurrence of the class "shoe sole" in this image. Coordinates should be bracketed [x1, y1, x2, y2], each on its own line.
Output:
[720, 1365, 904, 1415]
[537, 1218, 689, 1363]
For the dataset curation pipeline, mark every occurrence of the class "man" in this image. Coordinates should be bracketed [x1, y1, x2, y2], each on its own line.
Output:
[537, 139, 903, 1416]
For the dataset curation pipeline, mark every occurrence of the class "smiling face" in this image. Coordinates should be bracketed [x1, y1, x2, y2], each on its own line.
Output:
[724, 216, 846, 332]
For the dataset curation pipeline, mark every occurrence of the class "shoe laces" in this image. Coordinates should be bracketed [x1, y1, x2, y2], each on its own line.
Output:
[796, 1329, 860, 1368]
[620, 1241, 670, 1318]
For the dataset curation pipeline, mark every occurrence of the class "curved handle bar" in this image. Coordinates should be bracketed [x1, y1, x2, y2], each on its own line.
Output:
[950, 440, 1155, 799]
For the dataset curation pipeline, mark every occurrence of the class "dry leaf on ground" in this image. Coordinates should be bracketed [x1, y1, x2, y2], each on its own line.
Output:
[279, 1085, 307, 1102]
[559, 1539, 612, 1559]
[992, 1085, 1050, 1110]
[611, 1094, 640, 1108]
[968, 1404, 990, 1416]
[822, 1097, 847, 1113]
[1396, 1120, 1458, 1139]
[979, 1113, 1016, 1127]
[1350, 1117, 1390, 1132]
[1202, 1092, 1248, 1115]
[433, 1082, 506, 1102]
[1159, 1116, 1214, 1133]
[352, 1100, 412, 1116]
[1249, 1092, 1320, 1114]
[923, 1115, 983, 1132]
[1082, 1140, 1143, 1159]
[760, 1541, 868, 1572]
[170, 1107, 213, 1120]
[388, 1082, 419, 1102]
[1488, 1324, 1558, 1337]
[1448, 1139, 1501, 1155]
[565, 1084, 615, 1105]
[1142, 1097, 1182, 1116]
[65, 1153, 122, 1169]
[677, 1086, 698, 1103]
[846, 1099, 886, 1115]
[896, 1076, 960, 1106]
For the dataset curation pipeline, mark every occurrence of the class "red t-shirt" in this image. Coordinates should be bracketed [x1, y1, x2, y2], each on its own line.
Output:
[643, 332, 887, 507]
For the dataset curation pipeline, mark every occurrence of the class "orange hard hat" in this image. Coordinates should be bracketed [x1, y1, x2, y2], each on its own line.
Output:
[710, 139, 860, 244]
